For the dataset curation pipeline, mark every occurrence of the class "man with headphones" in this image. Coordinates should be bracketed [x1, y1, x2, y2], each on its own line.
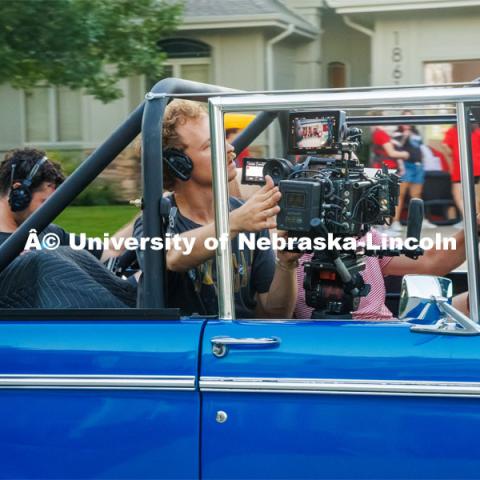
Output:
[0, 148, 88, 251]
[134, 99, 299, 318]
[0, 148, 140, 309]
[0, 148, 130, 262]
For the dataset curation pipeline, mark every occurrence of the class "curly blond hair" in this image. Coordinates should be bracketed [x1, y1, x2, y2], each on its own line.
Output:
[163, 99, 207, 149]
[162, 99, 207, 189]
[134, 99, 207, 190]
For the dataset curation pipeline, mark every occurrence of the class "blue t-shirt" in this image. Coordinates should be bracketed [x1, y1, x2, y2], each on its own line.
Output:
[134, 196, 275, 318]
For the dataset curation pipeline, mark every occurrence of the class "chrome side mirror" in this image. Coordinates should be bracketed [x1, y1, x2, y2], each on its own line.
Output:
[399, 275, 480, 336]
[399, 275, 452, 321]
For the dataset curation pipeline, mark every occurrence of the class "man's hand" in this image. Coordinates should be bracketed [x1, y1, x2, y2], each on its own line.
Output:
[276, 230, 302, 267]
[230, 175, 281, 234]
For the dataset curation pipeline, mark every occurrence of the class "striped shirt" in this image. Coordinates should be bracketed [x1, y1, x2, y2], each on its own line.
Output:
[294, 229, 394, 320]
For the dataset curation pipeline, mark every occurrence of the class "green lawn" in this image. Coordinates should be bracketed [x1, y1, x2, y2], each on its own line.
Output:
[55, 205, 138, 237]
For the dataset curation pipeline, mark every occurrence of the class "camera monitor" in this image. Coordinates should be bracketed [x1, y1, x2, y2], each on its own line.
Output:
[241, 157, 295, 186]
[241, 158, 268, 185]
[288, 110, 346, 155]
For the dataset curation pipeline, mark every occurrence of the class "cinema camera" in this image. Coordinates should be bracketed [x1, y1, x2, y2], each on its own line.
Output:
[242, 110, 409, 319]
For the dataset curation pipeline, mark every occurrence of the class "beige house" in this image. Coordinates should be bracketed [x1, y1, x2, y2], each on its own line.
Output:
[327, 0, 480, 86]
[1, 0, 479, 193]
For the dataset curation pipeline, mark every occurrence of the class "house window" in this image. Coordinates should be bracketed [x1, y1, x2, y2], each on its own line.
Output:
[328, 62, 347, 88]
[162, 59, 211, 84]
[149, 38, 212, 88]
[24, 86, 82, 143]
[424, 59, 480, 84]
[424, 60, 480, 139]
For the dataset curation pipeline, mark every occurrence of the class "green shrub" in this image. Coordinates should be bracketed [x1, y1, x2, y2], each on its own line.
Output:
[47, 149, 121, 205]
[72, 182, 119, 206]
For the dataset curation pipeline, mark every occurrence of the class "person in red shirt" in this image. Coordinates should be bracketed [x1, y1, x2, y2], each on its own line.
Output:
[427, 144, 450, 172]
[371, 126, 409, 170]
[294, 222, 478, 320]
[370, 125, 410, 232]
[442, 124, 480, 217]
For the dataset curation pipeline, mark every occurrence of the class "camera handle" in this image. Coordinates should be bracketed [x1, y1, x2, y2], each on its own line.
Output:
[310, 217, 369, 297]
[364, 246, 424, 260]
[306, 250, 371, 320]
[365, 198, 425, 260]
[307, 218, 371, 319]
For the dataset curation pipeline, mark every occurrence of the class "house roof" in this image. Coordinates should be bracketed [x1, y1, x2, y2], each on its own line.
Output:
[180, 0, 319, 38]
[326, 0, 480, 14]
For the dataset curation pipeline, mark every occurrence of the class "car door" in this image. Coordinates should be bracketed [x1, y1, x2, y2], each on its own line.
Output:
[201, 319, 480, 479]
[0, 310, 203, 479]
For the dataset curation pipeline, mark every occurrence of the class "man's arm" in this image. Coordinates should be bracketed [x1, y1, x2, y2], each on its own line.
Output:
[440, 143, 454, 170]
[382, 230, 466, 277]
[255, 231, 302, 318]
[100, 218, 137, 262]
[383, 142, 410, 161]
[167, 177, 281, 272]
[256, 257, 298, 318]
[380, 142, 408, 175]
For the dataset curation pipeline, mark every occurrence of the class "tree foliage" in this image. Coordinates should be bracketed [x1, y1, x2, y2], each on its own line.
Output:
[0, 0, 184, 102]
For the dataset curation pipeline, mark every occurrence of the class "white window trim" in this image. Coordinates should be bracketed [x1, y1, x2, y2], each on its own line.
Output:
[423, 58, 480, 85]
[163, 57, 212, 81]
[19, 89, 26, 145]
[49, 87, 57, 143]
[423, 56, 480, 64]
[22, 86, 83, 144]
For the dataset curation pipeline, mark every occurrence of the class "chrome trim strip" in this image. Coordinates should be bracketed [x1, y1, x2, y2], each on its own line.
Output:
[209, 86, 480, 112]
[0, 374, 196, 390]
[200, 376, 480, 397]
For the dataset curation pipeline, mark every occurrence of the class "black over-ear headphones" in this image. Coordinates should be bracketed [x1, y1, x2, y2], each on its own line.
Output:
[163, 148, 193, 181]
[9, 156, 48, 212]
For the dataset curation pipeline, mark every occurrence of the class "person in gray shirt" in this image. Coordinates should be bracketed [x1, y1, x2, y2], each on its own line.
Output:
[135, 99, 300, 318]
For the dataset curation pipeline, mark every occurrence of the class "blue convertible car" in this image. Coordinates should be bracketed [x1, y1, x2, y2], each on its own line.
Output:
[1, 79, 480, 479]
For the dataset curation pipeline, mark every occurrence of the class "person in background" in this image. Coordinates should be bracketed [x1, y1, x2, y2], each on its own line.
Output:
[0, 148, 133, 262]
[442, 123, 480, 225]
[134, 100, 300, 318]
[369, 114, 409, 235]
[370, 114, 409, 172]
[421, 142, 450, 173]
[389, 113, 436, 232]
[294, 219, 479, 321]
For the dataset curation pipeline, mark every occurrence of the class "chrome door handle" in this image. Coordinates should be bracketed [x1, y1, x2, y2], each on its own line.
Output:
[211, 336, 280, 358]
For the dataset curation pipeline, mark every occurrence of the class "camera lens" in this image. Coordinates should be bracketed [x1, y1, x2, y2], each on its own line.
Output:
[263, 159, 294, 185]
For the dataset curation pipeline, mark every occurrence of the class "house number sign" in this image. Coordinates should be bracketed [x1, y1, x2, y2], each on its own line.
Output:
[392, 31, 403, 84]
